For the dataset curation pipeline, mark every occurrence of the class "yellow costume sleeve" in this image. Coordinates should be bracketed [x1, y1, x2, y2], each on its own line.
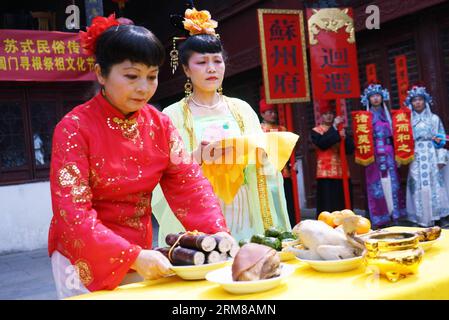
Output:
[201, 131, 299, 204]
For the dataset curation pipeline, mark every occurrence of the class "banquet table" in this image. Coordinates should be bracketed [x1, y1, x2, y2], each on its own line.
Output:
[70, 227, 449, 300]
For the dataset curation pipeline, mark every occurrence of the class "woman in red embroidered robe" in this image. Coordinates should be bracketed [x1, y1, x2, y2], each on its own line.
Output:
[310, 101, 354, 216]
[48, 15, 229, 298]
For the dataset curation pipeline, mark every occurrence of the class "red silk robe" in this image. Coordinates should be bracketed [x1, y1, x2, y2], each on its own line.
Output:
[48, 93, 228, 291]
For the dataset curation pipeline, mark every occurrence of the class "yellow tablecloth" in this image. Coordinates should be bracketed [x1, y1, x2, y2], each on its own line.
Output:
[71, 227, 449, 300]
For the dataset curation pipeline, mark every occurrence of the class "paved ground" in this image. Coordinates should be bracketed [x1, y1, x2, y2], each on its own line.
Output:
[0, 248, 57, 300]
[0, 216, 160, 300]
[1, 210, 447, 300]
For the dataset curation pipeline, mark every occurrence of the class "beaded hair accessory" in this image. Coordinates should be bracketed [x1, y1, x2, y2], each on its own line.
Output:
[360, 83, 390, 108]
[170, 5, 219, 74]
[405, 85, 432, 108]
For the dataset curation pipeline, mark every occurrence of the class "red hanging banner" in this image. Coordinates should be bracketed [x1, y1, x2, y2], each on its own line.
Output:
[351, 111, 375, 166]
[0, 29, 95, 81]
[277, 103, 287, 127]
[395, 55, 409, 108]
[366, 63, 378, 84]
[307, 8, 359, 209]
[307, 8, 361, 100]
[391, 108, 415, 165]
[257, 9, 310, 104]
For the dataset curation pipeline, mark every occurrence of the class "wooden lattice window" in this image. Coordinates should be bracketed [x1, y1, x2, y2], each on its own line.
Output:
[0, 83, 94, 185]
[440, 27, 449, 123]
[386, 39, 420, 109]
[0, 93, 28, 171]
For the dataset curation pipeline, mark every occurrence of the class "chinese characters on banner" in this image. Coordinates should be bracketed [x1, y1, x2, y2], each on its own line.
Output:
[395, 55, 409, 108]
[391, 108, 415, 165]
[307, 8, 361, 100]
[257, 9, 310, 103]
[366, 63, 378, 84]
[351, 111, 375, 166]
[0, 29, 95, 81]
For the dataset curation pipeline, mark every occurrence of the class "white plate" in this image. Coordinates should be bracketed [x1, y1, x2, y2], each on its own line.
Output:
[296, 255, 364, 273]
[171, 260, 232, 280]
[205, 263, 295, 295]
[278, 250, 296, 262]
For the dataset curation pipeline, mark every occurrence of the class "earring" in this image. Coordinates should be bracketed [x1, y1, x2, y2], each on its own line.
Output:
[170, 37, 179, 74]
[217, 86, 223, 95]
[184, 78, 193, 98]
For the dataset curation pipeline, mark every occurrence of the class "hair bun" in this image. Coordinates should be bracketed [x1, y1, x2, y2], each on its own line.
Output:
[170, 14, 189, 34]
[170, 1, 194, 34]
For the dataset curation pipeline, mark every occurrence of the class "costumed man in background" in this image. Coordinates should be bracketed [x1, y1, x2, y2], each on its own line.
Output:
[360, 83, 406, 228]
[260, 98, 296, 227]
[311, 100, 354, 216]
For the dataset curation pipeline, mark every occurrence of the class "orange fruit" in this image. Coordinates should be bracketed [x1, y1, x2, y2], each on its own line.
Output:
[318, 211, 336, 227]
[318, 211, 331, 221]
[333, 209, 356, 226]
[340, 209, 355, 216]
[356, 217, 371, 234]
[330, 211, 344, 226]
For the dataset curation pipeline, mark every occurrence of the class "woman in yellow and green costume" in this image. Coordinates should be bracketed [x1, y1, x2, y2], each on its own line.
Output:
[152, 7, 292, 244]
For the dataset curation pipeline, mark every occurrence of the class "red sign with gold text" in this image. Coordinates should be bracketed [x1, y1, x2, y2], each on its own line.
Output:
[351, 111, 375, 166]
[0, 29, 95, 81]
[258, 9, 310, 104]
[307, 8, 360, 100]
[391, 108, 414, 165]
[395, 55, 409, 108]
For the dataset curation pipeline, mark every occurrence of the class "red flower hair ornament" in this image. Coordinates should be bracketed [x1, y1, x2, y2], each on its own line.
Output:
[80, 14, 121, 55]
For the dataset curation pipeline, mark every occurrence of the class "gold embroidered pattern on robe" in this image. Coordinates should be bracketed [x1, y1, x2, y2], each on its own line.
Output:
[75, 259, 94, 286]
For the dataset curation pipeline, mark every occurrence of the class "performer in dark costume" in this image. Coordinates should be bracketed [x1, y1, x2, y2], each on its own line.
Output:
[311, 100, 354, 216]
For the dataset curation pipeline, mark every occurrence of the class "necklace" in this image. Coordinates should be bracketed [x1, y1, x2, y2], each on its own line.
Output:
[190, 93, 222, 109]
[107, 117, 140, 140]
